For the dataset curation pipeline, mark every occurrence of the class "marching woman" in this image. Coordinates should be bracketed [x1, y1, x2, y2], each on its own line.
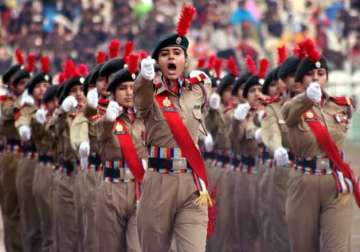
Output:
[134, 4, 212, 252]
[92, 54, 145, 252]
[282, 39, 359, 252]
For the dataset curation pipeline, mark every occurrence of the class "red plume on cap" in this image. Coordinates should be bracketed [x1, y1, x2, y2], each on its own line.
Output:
[302, 39, 321, 62]
[197, 57, 206, 69]
[292, 42, 306, 59]
[138, 50, 149, 60]
[176, 4, 196, 37]
[15, 48, 25, 65]
[258, 58, 269, 79]
[64, 59, 77, 79]
[245, 55, 256, 75]
[207, 54, 216, 69]
[213, 58, 222, 79]
[227, 56, 239, 76]
[58, 72, 66, 85]
[127, 54, 139, 74]
[123, 40, 134, 63]
[76, 64, 89, 77]
[277, 46, 287, 65]
[96, 51, 107, 64]
[109, 39, 120, 59]
[26, 53, 36, 72]
[40, 56, 50, 74]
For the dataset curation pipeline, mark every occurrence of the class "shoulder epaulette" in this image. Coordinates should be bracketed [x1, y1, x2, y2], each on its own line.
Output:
[330, 96, 354, 108]
[188, 73, 206, 85]
[90, 114, 101, 122]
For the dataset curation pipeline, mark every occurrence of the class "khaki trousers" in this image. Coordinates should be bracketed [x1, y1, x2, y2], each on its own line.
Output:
[54, 172, 77, 252]
[95, 180, 141, 252]
[33, 162, 54, 252]
[269, 167, 290, 252]
[286, 169, 352, 252]
[74, 169, 85, 252]
[83, 168, 102, 252]
[1, 152, 22, 252]
[137, 172, 208, 252]
[233, 171, 260, 252]
[16, 157, 42, 252]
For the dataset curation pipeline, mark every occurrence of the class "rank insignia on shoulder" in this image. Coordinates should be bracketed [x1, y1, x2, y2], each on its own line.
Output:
[331, 96, 354, 108]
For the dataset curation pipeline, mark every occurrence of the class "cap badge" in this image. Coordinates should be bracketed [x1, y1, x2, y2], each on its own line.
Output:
[44, 75, 49, 81]
[176, 37, 182, 45]
[259, 78, 265, 85]
[315, 61, 321, 68]
[80, 77, 85, 84]
[131, 73, 136, 80]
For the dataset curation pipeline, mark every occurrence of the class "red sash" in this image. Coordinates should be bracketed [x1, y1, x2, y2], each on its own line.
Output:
[303, 109, 360, 207]
[113, 118, 144, 182]
[155, 93, 211, 203]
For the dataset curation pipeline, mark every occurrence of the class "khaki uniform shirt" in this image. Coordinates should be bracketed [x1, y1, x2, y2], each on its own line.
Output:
[134, 74, 209, 148]
[282, 93, 350, 158]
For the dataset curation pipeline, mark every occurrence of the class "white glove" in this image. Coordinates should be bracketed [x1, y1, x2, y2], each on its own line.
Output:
[19, 125, 31, 141]
[306, 82, 321, 103]
[105, 101, 123, 122]
[254, 128, 262, 142]
[234, 103, 251, 121]
[79, 141, 90, 159]
[209, 93, 221, 110]
[20, 91, 35, 107]
[274, 147, 289, 167]
[140, 56, 156, 81]
[257, 110, 265, 121]
[204, 133, 214, 152]
[61, 96, 78, 112]
[35, 108, 47, 125]
[87, 88, 99, 109]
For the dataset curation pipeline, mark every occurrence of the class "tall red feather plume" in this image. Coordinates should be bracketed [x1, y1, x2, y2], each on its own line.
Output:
[127, 54, 139, 74]
[176, 4, 196, 37]
[138, 50, 149, 60]
[26, 53, 36, 72]
[197, 57, 206, 69]
[277, 46, 287, 65]
[96, 51, 107, 64]
[245, 55, 256, 75]
[213, 58, 222, 79]
[15, 48, 25, 65]
[258, 58, 269, 79]
[292, 42, 306, 59]
[108, 39, 120, 59]
[302, 39, 321, 62]
[123, 40, 134, 63]
[58, 72, 66, 85]
[64, 59, 76, 79]
[40, 56, 50, 74]
[227, 56, 239, 76]
[76, 64, 89, 77]
[207, 54, 216, 69]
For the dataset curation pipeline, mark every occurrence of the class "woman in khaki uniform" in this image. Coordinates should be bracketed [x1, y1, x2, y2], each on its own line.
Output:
[31, 85, 59, 252]
[282, 39, 355, 252]
[92, 55, 145, 252]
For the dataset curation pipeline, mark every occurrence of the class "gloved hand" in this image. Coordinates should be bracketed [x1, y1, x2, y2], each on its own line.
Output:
[61, 96, 78, 112]
[254, 128, 262, 142]
[19, 125, 31, 141]
[35, 108, 47, 125]
[20, 91, 35, 107]
[274, 147, 289, 167]
[204, 133, 214, 152]
[140, 56, 156, 81]
[105, 101, 123, 122]
[234, 103, 251, 121]
[306, 82, 322, 104]
[86, 88, 99, 109]
[79, 141, 90, 159]
[209, 93, 221, 110]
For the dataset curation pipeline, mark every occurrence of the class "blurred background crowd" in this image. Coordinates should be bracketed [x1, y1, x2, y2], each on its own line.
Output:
[0, 0, 359, 73]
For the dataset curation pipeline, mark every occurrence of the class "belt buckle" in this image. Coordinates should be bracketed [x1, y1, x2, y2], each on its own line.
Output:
[173, 158, 187, 171]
